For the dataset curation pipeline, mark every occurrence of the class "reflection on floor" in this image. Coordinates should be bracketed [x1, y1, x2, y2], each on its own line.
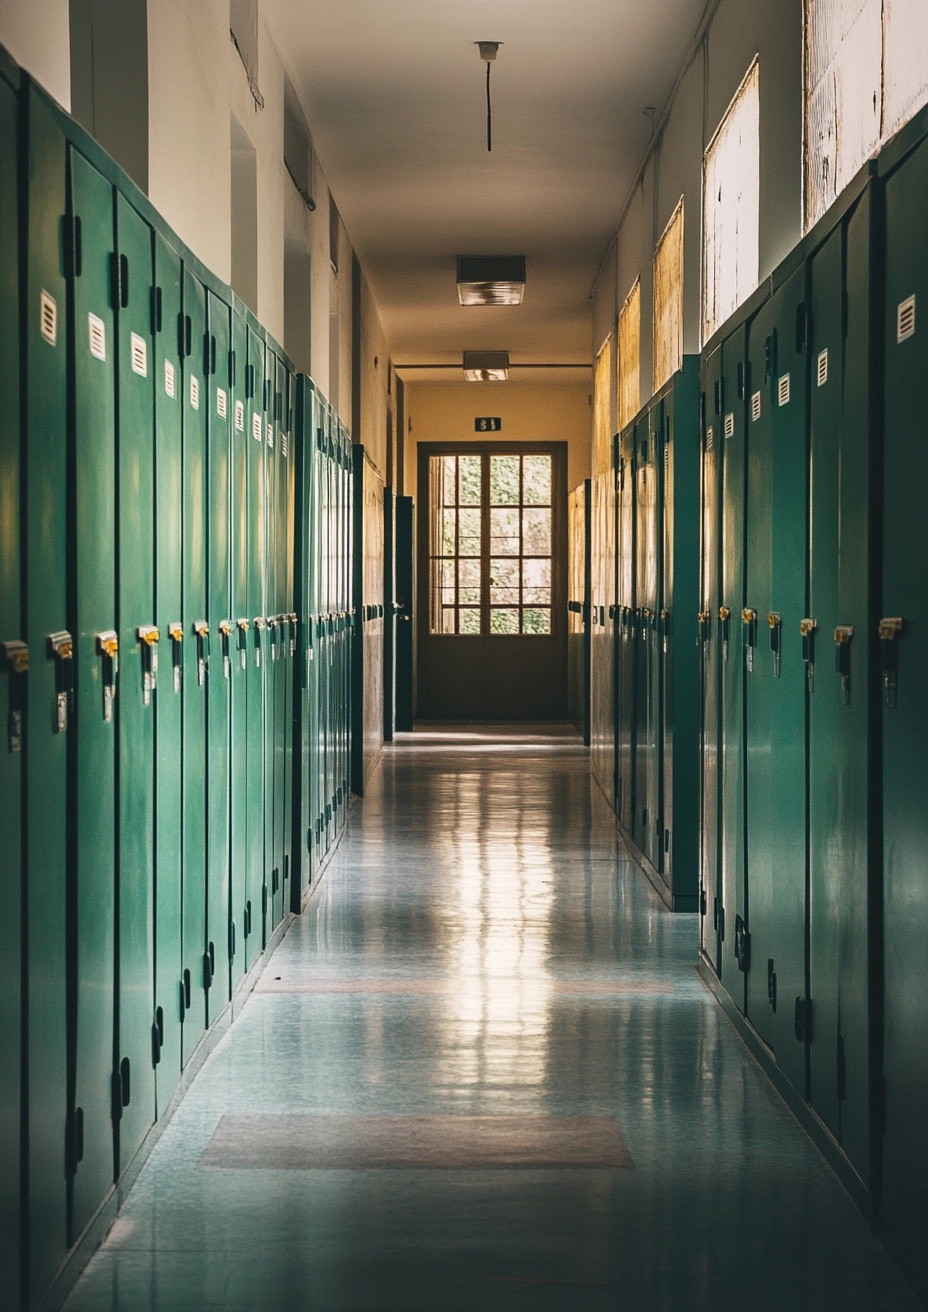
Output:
[63, 725, 920, 1311]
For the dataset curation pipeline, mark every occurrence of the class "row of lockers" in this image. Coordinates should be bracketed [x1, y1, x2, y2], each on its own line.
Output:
[586, 97, 928, 1302]
[0, 59, 355, 1312]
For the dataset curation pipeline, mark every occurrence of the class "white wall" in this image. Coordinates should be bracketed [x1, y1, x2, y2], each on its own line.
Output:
[0, 0, 71, 107]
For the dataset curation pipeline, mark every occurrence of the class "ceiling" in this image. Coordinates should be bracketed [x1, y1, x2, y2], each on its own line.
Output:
[263, 0, 710, 381]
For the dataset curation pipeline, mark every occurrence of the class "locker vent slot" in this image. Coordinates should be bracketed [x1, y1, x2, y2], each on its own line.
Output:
[164, 360, 176, 399]
[778, 373, 790, 407]
[705, 425, 714, 451]
[235, 400, 245, 431]
[40, 290, 58, 346]
[190, 374, 200, 410]
[724, 412, 734, 439]
[217, 387, 228, 420]
[252, 412, 262, 442]
[282, 434, 290, 458]
[267, 423, 274, 449]
[131, 332, 148, 377]
[897, 295, 916, 343]
[88, 313, 106, 362]
[751, 391, 761, 423]
[817, 349, 828, 387]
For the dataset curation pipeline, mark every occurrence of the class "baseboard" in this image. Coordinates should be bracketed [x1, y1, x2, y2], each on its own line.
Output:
[589, 766, 696, 912]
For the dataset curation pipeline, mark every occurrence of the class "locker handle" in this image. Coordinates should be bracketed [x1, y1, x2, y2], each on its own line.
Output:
[151, 1018, 162, 1067]
[1, 640, 29, 753]
[768, 612, 782, 677]
[73, 216, 83, 278]
[96, 630, 119, 664]
[800, 618, 817, 670]
[742, 609, 757, 673]
[210, 335, 217, 376]
[182, 969, 191, 1013]
[137, 626, 160, 701]
[219, 619, 233, 636]
[834, 625, 854, 704]
[697, 610, 710, 644]
[97, 630, 119, 720]
[1, 639, 29, 676]
[156, 1005, 164, 1047]
[795, 301, 808, 355]
[153, 286, 163, 333]
[119, 254, 130, 308]
[879, 617, 904, 708]
[120, 1057, 131, 1106]
[184, 315, 192, 357]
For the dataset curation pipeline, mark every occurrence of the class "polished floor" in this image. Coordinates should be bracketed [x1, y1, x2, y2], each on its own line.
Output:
[64, 726, 920, 1311]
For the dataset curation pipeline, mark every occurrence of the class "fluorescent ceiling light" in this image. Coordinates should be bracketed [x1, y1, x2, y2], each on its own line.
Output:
[463, 350, 509, 381]
[457, 256, 525, 306]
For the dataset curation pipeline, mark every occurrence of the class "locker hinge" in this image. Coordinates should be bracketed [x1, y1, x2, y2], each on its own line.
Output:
[836, 1034, 846, 1102]
[794, 996, 812, 1043]
[734, 916, 750, 972]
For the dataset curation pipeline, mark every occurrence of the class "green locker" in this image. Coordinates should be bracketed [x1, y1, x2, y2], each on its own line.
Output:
[642, 399, 664, 870]
[152, 230, 183, 1109]
[263, 343, 280, 937]
[244, 322, 266, 969]
[114, 190, 157, 1173]
[206, 288, 232, 1014]
[293, 375, 316, 897]
[743, 296, 777, 1045]
[318, 409, 332, 853]
[23, 83, 71, 1298]
[616, 425, 636, 834]
[632, 409, 652, 853]
[272, 352, 289, 921]
[0, 56, 23, 1312]
[880, 124, 928, 1300]
[699, 344, 722, 968]
[766, 262, 810, 1098]
[343, 424, 354, 807]
[180, 266, 208, 1062]
[658, 359, 700, 909]
[67, 145, 118, 1240]
[718, 323, 749, 1004]
[284, 366, 297, 911]
[807, 181, 876, 1182]
[229, 300, 249, 993]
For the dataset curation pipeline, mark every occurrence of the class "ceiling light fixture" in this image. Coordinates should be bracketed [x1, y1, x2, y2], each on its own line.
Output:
[457, 255, 526, 306]
[475, 41, 501, 151]
[463, 351, 510, 381]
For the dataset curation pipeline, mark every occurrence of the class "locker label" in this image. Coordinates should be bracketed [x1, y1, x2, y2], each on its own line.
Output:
[816, 350, 828, 388]
[724, 412, 734, 439]
[897, 295, 916, 344]
[190, 374, 200, 410]
[131, 333, 148, 377]
[252, 413, 262, 442]
[235, 400, 245, 431]
[751, 392, 761, 423]
[217, 388, 228, 420]
[88, 313, 107, 361]
[777, 374, 790, 407]
[40, 290, 57, 346]
[164, 360, 176, 398]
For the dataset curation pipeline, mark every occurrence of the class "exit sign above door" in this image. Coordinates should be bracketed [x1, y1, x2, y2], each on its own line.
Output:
[474, 417, 502, 432]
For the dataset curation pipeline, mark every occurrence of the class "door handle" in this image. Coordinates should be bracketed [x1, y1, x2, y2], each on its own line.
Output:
[137, 625, 160, 703]
[96, 630, 119, 721]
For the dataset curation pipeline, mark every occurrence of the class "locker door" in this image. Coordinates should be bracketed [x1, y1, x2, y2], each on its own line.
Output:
[206, 290, 232, 1014]
[263, 346, 279, 936]
[743, 297, 777, 1044]
[0, 69, 23, 1312]
[152, 231, 183, 1109]
[180, 267, 208, 1063]
[718, 325, 748, 1003]
[273, 356, 288, 920]
[24, 87, 71, 1298]
[293, 375, 315, 897]
[881, 134, 928, 1285]
[67, 145, 118, 1241]
[284, 368, 296, 910]
[699, 345, 722, 967]
[245, 326, 266, 969]
[229, 305, 249, 992]
[616, 426, 636, 834]
[343, 428, 354, 807]
[383, 486, 396, 742]
[632, 412, 651, 852]
[395, 494, 415, 734]
[644, 399, 663, 871]
[318, 416, 331, 853]
[767, 264, 810, 1098]
[114, 191, 156, 1173]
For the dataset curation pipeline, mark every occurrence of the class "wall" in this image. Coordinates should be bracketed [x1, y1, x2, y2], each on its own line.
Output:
[592, 0, 804, 431]
[404, 383, 592, 496]
[0, 0, 71, 107]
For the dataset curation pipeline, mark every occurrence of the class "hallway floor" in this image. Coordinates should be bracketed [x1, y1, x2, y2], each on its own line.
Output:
[64, 727, 919, 1312]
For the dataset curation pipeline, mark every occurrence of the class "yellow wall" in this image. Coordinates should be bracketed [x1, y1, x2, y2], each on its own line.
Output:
[404, 382, 592, 499]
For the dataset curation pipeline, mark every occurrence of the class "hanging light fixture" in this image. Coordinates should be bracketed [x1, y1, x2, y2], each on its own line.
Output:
[463, 351, 510, 382]
[456, 256, 526, 306]
[475, 41, 501, 151]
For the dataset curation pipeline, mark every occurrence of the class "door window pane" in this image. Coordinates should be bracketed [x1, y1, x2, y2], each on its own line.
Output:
[522, 507, 552, 556]
[523, 608, 551, 635]
[490, 608, 520, 634]
[523, 455, 551, 506]
[490, 455, 520, 505]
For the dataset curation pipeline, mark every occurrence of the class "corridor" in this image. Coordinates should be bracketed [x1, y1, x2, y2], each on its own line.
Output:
[64, 727, 917, 1312]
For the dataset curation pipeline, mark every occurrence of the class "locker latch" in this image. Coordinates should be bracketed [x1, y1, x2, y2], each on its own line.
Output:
[193, 621, 209, 686]
[718, 606, 730, 661]
[168, 622, 183, 692]
[48, 630, 74, 733]
[698, 609, 710, 646]
[219, 620, 233, 679]
[879, 617, 904, 708]
[0, 640, 29, 753]
[253, 616, 266, 667]
[833, 624, 854, 704]
[640, 607, 652, 643]
[237, 618, 250, 670]
[288, 613, 298, 656]
[734, 914, 751, 973]
[742, 609, 757, 672]
[96, 631, 119, 721]
[794, 996, 812, 1043]
[660, 609, 670, 653]
[269, 615, 280, 661]
[137, 626, 160, 704]
[800, 617, 817, 689]
[767, 612, 782, 678]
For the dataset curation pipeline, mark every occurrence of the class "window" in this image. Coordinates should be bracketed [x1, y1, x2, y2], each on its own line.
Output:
[653, 199, 684, 391]
[593, 336, 612, 476]
[618, 278, 641, 430]
[428, 451, 554, 636]
[284, 75, 315, 209]
[568, 485, 587, 638]
[805, 0, 928, 229]
[230, 0, 263, 107]
[702, 58, 760, 343]
[230, 116, 258, 312]
[329, 192, 341, 275]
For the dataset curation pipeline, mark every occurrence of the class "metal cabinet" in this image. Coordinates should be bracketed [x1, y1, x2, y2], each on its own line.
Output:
[698, 345, 722, 968]
[616, 426, 636, 834]
[245, 322, 266, 967]
[229, 300, 250, 993]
